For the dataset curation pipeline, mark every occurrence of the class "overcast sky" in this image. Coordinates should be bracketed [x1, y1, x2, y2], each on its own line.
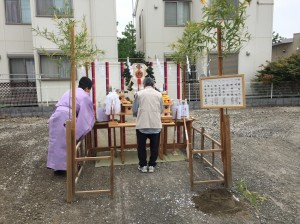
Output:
[273, 0, 300, 38]
[116, 0, 300, 38]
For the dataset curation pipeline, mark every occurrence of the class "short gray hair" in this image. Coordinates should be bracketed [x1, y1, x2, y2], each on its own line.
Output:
[143, 77, 155, 87]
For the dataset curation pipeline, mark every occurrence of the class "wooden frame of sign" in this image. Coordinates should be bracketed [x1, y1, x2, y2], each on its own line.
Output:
[200, 74, 246, 109]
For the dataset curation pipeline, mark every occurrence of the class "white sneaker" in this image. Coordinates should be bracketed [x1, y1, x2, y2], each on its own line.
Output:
[148, 166, 154, 173]
[138, 166, 148, 173]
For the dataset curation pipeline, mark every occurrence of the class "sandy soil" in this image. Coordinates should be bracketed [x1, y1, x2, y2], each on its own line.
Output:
[0, 107, 299, 224]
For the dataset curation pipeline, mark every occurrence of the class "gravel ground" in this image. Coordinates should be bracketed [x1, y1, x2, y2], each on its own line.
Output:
[0, 106, 299, 224]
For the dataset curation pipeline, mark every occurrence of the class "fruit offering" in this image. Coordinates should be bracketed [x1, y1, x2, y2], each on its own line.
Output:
[119, 92, 132, 104]
[162, 91, 171, 103]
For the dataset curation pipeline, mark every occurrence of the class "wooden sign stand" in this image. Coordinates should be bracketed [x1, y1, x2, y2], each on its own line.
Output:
[190, 27, 235, 189]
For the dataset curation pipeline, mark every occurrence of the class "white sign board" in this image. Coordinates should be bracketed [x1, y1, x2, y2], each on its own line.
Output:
[200, 74, 246, 108]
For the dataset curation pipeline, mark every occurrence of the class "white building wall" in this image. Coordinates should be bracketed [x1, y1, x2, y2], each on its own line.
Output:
[0, 0, 118, 104]
[29, 0, 118, 103]
[239, 1, 274, 86]
[0, 1, 33, 78]
[135, 0, 274, 91]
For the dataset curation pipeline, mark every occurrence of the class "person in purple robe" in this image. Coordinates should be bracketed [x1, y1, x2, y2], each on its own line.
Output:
[47, 77, 95, 175]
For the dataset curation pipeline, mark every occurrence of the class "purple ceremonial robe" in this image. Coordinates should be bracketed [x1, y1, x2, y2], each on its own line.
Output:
[47, 88, 95, 171]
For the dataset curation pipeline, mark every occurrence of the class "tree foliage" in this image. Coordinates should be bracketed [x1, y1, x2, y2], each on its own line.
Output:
[272, 31, 283, 44]
[169, 22, 210, 65]
[119, 22, 155, 91]
[33, 12, 103, 68]
[255, 53, 300, 84]
[118, 22, 136, 60]
[170, 0, 250, 65]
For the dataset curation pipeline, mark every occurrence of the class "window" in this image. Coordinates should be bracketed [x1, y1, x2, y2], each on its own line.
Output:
[5, 0, 31, 24]
[165, 1, 190, 26]
[36, 0, 73, 17]
[210, 0, 239, 19]
[9, 58, 35, 82]
[210, 0, 238, 7]
[40, 55, 70, 79]
[208, 53, 238, 76]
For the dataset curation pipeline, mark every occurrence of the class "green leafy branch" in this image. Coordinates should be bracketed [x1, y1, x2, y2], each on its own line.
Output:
[236, 178, 266, 206]
[255, 53, 300, 84]
[33, 13, 104, 68]
[170, 0, 251, 65]
[202, 0, 251, 54]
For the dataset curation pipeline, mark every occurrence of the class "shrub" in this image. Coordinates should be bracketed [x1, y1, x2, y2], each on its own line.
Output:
[255, 53, 300, 84]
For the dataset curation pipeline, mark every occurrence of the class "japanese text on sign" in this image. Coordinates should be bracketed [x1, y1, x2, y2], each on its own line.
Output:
[200, 75, 245, 108]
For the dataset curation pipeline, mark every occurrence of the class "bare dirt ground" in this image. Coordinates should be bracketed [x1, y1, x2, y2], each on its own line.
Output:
[0, 106, 299, 224]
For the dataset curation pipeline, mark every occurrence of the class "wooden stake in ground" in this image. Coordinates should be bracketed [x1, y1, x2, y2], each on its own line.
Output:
[66, 23, 76, 202]
[172, 109, 178, 155]
[183, 117, 189, 159]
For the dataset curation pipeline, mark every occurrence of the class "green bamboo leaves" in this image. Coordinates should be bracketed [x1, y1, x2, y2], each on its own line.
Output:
[33, 12, 104, 68]
[170, 0, 251, 65]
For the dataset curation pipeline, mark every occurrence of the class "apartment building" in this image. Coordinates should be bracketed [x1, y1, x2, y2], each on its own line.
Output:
[0, 0, 118, 105]
[134, 0, 274, 86]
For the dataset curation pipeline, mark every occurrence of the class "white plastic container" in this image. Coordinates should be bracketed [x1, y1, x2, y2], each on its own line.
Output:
[96, 102, 109, 122]
[181, 99, 189, 118]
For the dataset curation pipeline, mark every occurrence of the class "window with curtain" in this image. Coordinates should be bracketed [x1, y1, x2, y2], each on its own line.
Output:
[165, 1, 190, 26]
[36, 0, 73, 17]
[9, 58, 35, 82]
[5, 0, 31, 24]
[40, 55, 70, 79]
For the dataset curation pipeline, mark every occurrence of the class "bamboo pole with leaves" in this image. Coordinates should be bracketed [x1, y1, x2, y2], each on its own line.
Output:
[33, 14, 104, 72]
[70, 23, 76, 197]
[170, 0, 251, 189]
[33, 9, 105, 199]
[170, 0, 250, 70]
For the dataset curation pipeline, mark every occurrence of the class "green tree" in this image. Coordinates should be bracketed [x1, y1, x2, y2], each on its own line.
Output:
[33, 12, 103, 68]
[118, 22, 136, 60]
[272, 31, 283, 44]
[169, 22, 210, 66]
[170, 0, 250, 66]
[119, 22, 155, 91]
[255, 53, 300, 84]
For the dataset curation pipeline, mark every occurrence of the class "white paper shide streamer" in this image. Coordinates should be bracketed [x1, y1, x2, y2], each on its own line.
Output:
[186, 55, 191, 75]
[156, 55, 163, 76]
[127, 57, 133, 76]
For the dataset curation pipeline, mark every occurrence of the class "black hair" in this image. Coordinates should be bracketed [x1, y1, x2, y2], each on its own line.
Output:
[78, 76, 92, 90]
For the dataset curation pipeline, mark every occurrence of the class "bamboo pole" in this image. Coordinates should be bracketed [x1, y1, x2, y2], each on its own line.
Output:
[70, 23, 76, 197]
[85, 62, 89, 77]
[217, 26, 226, 165]
[224, 115, 232, 188]
[66, 120, 73, 202]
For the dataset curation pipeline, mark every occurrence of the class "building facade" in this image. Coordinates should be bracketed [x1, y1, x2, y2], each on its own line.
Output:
[0, 0, 118, 105]
[134, 0, 274, 86]
[272, 33, 300, 61]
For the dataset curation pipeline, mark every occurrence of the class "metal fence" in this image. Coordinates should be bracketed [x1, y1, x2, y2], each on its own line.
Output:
[185, 80, 300, 102]
[1, 74, 300, 108]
